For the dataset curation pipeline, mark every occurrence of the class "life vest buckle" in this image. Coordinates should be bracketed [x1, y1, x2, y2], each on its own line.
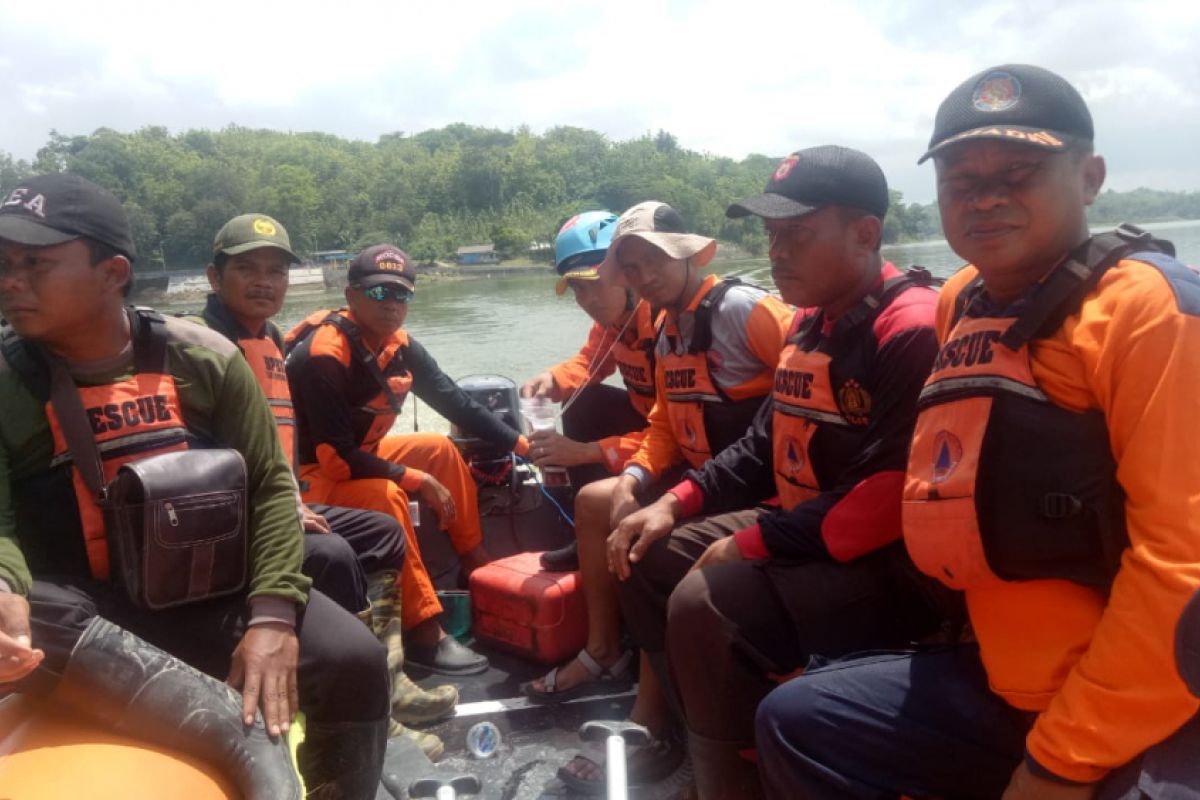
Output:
[1041, 492, 1083, 519]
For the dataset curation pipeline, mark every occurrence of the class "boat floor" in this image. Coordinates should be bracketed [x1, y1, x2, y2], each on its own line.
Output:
[387, 476, 696, 798]
[382, 645, 694, 799]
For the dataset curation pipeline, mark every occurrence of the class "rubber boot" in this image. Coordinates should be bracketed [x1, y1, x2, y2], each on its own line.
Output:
[687, 729, 763, 800]
[300, 717, 389, 799]
[55, 617, 301, 800]
[388, 717, 445, 761]
[366, 571, 458, 724]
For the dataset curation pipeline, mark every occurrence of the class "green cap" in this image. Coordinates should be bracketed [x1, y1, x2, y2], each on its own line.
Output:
[212, 213, 299, 262]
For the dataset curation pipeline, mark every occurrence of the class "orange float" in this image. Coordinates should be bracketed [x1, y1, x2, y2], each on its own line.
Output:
[0, 693, 237, 800]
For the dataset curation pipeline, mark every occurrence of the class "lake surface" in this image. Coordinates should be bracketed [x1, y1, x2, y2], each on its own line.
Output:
[160, 219, 1200, 434]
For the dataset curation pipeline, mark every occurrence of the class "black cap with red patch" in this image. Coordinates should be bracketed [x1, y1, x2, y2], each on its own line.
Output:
[919, 64, 1093, 164]
[348, 244, 417, 291]
[727, 145, 889, 221]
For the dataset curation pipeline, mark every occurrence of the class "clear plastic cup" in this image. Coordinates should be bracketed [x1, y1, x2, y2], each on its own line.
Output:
[519, 396, 556, 433]
[519, 397, 570, 486]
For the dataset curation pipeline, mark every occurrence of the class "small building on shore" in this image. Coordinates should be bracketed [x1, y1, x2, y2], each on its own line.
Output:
[456, 244, 500, 265]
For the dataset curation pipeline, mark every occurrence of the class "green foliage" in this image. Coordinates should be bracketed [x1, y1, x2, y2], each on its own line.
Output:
[1088, 188, 1200, 224]
[1, 126, 1196, 273]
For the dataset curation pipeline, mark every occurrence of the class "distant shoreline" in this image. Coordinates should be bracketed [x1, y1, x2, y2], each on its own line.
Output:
[129, 218, 1200, 302]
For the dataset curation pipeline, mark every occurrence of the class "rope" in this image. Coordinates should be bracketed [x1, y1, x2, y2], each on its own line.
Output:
[556, 300, 644, 421]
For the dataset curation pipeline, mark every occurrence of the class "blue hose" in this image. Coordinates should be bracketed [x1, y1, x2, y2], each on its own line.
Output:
[516, 456, 575, 527]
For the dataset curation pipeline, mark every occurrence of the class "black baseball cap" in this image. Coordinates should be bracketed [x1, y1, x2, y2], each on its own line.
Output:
[348, 244, 416, 292]
[0, 173, 136, 260]
[919, 64, 1093, 164]
[727, 145, 889, 220]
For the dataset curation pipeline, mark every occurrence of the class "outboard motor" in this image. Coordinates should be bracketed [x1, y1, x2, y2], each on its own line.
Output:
[450, 375, 523, 490]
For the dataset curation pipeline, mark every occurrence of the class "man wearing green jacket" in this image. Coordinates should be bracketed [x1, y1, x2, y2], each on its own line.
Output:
[0, 174, 388, 799]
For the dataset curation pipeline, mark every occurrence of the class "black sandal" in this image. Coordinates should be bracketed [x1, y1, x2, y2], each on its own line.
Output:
[556, 728, 684, 795]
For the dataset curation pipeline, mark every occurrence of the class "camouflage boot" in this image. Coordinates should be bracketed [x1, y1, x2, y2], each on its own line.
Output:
[388, 718, 446, 762]
[366, 571, 460, 725]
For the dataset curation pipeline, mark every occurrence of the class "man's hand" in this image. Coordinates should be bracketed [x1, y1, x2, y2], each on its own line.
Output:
[0, 592, 43, 683]
[689, 537, 744, 573]
[529, 429, 602, 468]
[609, 475, 642, 530]
[419, 473, 457, 528]
[520, 372, 560, 401]
[1002, 762, 1097, 800]
[607, 495, 680, 580]
[300, 504, 331, 534]
[227, 622, 299, 738]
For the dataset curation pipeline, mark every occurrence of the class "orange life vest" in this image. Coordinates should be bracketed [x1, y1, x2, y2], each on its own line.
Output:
[240, 337, 295, 467]
[5, 310, 190, 580]
[611, 301, 660, 419]
[657, 277, 770, 468]
[200, 297, 296, 467]
[904, 229, 1174, 592]
[285, 309, 413, 454]
[771, 269, 936, 509]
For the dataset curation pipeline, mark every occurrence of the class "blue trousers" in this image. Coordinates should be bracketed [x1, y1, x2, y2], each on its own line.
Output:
[755, 645, 1200, 799]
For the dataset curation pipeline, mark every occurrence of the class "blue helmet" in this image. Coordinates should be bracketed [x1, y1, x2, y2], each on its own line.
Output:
[555, 210, 618, 274]
[554, 211, 618, 295]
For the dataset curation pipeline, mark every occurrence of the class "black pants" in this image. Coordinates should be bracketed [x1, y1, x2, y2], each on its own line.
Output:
[561, 383, 646, 488]
[303, 504, 406, 614]
[26, 578, 389, 724]
[617, 509, 942, 741]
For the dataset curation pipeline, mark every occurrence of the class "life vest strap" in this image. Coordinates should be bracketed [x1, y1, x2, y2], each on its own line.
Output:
[950, 225, 1174, 351]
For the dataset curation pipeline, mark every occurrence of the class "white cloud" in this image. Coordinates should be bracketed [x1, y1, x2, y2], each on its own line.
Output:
[2, 0, 1198, 202]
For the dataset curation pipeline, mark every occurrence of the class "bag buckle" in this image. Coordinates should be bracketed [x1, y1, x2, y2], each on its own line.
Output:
[1041, 493, 1083, 519]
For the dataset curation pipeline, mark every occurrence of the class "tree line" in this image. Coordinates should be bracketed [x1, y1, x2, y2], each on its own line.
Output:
[1, 125, 1197, 272]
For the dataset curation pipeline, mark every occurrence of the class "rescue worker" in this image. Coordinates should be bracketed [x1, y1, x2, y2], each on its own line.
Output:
[756, 64, 1200, 799]
[520, 210, 660, 571]
[527, 201, 793, 793]
[0, 174, 389, 799]
[285, 244, 530, 676]
[200, 213, 457, 759]
[612, 146, 946, 798]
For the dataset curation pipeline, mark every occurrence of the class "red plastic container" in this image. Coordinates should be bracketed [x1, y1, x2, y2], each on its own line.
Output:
[469, 551, 587, 665]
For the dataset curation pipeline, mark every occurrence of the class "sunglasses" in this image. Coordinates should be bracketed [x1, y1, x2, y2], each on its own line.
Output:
[358, 284, 413, 304]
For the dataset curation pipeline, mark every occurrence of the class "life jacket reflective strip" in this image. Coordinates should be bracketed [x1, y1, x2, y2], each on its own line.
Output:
[657, 276, 765, 468]
[772, 268, 938, 509]
[903, 225, 1172, 592]
[12, 309, 190, 580]
[286, 309, 412, 453]
[611, 302, 661, 418]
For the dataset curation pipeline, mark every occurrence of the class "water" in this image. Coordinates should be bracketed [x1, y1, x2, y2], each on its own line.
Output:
[160, 220, 1200, 434]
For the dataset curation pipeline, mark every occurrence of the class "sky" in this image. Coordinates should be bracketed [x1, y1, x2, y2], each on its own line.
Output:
[2, 0, 1197, 203]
